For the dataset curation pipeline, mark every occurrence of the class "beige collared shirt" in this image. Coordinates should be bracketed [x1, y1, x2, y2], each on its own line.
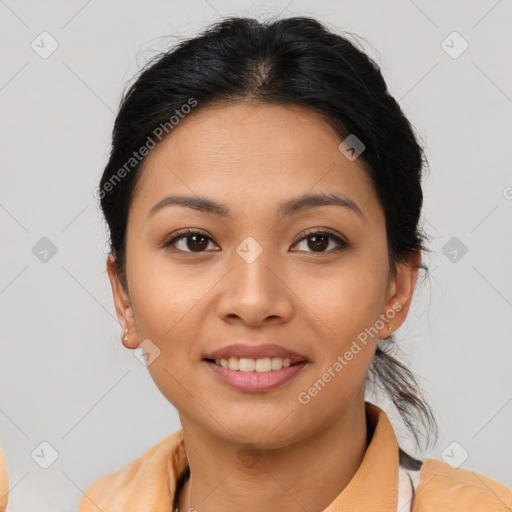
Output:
[76, 401, 511, 511]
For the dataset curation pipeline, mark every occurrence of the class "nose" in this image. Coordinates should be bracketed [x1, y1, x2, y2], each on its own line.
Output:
[216, 240, 294, 327]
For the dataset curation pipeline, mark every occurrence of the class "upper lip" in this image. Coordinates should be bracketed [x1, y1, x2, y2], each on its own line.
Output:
[203, 343, 309, 363]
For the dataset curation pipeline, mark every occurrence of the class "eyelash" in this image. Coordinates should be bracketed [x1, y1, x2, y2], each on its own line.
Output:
[162, 228, 349, 255]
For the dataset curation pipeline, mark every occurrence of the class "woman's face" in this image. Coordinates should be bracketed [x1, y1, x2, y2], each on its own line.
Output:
[108, 102, 416, 448]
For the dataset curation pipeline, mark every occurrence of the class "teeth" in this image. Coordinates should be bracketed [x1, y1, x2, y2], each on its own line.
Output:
[213, 356, 294, 372]
[255, 357, 271, 372]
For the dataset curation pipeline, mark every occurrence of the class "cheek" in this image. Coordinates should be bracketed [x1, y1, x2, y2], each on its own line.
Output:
[293, 260, 387, 341]
[290, 256, 387, 397]
[127, 246, 206, 340]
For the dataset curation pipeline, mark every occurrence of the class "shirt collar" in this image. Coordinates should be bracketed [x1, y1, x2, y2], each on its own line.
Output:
[324, 401, 399, 511]
[168, 401, 400, 511]
[79, 401, 400, 511]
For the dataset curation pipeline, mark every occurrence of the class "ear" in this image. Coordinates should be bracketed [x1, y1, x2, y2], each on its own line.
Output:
[377, 249, 421, 340]
[106, 254, 139, 349]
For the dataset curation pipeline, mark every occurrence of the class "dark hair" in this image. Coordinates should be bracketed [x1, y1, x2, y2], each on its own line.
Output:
[99, 15, 438, 459]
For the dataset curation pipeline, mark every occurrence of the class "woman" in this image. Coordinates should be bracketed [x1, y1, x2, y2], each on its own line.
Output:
[78, 16, 511, 512]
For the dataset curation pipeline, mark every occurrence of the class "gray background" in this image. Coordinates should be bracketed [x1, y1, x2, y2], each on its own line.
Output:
[1, 0, 511, 510]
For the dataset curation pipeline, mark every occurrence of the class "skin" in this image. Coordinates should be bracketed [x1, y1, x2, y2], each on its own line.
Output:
[107, 102, 419, 512]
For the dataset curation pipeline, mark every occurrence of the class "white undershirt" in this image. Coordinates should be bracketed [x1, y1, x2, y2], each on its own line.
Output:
[397, 463, 422, 512]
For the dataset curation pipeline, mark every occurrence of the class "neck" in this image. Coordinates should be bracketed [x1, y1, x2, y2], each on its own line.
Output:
[176, 397, 369, 512]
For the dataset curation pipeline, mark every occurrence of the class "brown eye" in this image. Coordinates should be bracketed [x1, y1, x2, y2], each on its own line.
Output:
[182, 233, 210, 252]
[292, 229, 348, 254]
[305, 233, 330, 252]
[163, 229, 218, 253]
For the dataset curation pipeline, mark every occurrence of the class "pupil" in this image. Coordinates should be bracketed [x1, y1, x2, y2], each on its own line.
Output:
[309, 235, 328, 252]
[188, 235, 208, 252]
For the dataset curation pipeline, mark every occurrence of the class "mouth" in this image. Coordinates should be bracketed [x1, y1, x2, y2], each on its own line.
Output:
[202, 357, 309, 392]
[202, 356, 306, 372]
[201, 343, 310, 391]
[202, 343, 309, 368]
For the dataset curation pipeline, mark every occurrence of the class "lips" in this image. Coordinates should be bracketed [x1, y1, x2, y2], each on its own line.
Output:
[202, 343, 308, 364]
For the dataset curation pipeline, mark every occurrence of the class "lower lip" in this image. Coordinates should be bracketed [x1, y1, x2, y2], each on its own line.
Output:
[203, 360, 308, 392]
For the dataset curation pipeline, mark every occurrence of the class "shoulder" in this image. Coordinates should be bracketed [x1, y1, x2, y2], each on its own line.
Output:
[0, 444, 8, 512]
[78, 430, 186, 512]
[412, 457, 512, 511]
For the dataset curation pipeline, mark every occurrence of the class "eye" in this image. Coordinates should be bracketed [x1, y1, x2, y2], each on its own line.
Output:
[292, 228, 348, 254]
[162, 228, 219, 253]
[162, 228, 349, 255]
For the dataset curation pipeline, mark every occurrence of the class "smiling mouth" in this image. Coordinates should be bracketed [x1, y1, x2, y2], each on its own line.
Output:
[203, 357, 306, 372]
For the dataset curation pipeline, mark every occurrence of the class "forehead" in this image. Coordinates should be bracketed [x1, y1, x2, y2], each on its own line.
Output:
[130, 102, 380, 221]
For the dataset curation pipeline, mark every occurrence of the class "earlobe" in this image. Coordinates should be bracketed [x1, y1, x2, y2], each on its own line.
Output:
[122, 323, 140, 350]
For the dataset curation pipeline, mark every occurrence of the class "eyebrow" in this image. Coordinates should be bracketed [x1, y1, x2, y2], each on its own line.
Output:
[148, 192, 365, 220]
